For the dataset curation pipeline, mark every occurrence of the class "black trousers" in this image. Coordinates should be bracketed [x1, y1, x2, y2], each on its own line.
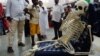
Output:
[52, 21, 62, 39]
[24, 19, 30, 37]
[93, 22, 100, 37]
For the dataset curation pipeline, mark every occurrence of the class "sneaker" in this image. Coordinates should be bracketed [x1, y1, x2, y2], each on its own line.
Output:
[18, 42, 25, 47]
[31, 42, 35, 47]
[52, 37, 58, 40]
[37, 34, 43, 41]
[7, 47, 14, 53]
[38, 35, 43, 41]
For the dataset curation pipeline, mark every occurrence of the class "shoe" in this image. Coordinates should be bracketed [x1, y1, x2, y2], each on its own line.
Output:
[18, 42, 25, 47]
[38, 37, 43, 41]
[7, 47, 14, 53]
[31, 35, 35, 46]
[37, 34, 43, 41]
[31, 42, 35, 47]
[52, 37, 58, 40]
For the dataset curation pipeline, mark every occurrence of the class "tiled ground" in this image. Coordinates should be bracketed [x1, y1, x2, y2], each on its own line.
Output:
[0, 28, 100, 56]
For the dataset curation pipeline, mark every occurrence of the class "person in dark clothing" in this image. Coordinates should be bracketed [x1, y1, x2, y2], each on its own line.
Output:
[52, 0, 63, 40]
[24, 1, 30, 37]
[88, 3, 100, 37]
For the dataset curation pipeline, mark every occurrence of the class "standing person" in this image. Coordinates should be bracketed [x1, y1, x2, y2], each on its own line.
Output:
[0, 3, 4, 35]
[0, 3, 3, 18]
[24, 0, 30, 37]
[63, 5, 72, 20]
[52, 0, 63, 40]
[6, 0, 27, 53]
[27, 0, 42, 46]
[38, 1, 49, 39]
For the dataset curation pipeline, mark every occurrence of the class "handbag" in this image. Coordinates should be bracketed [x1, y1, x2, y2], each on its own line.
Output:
[2, 17, 10, 33]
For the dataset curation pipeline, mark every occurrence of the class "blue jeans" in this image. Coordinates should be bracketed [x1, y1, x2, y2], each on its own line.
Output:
[0, 20, 3, 35]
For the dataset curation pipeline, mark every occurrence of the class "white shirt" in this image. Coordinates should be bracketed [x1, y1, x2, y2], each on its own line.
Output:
[25, 13, 30, 20]
[52, 5, 63, 22]
[39, 6, 49, 35]
[6, 0, 28, 21]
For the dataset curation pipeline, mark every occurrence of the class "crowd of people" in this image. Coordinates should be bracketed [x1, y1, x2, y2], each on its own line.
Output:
[0, 0, 72, 53]
[0, 0, 100, 56]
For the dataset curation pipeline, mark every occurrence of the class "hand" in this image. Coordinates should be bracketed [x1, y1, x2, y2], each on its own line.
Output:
[42, 7, 44, 10]
[23, 8, 28, 13]
[7, 17, 12, 22]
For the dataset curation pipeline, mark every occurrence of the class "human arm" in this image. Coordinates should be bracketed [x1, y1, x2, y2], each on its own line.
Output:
[6, 0, 12, 22]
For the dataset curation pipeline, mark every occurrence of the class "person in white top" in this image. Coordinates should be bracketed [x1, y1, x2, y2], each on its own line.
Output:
[39, 1, 49, 39]
[6, 0, 28, 53]
[52, 0, 63, 40]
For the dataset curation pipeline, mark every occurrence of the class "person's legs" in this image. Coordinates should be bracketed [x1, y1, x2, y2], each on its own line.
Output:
[18, 20, 25, 46]
[31, 35, 35, 46]
[37, 34, 42, 41]
[58, 22, 62, 37]
[41, 29, 47, 40]
[39, 27, 47, 40]
[30, 23, 36, 46]
[36, 24, 43, 41]
[7, 20, 18, 53]
[39, 19, 47, 39]
[52, 21, 58, 40]
[24, 19, 30, 37]
[58, 31, 62, 37]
